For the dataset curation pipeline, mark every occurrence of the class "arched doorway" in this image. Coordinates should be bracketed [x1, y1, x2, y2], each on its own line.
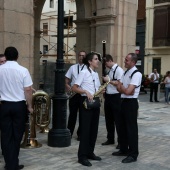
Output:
[0, 0, 138, 89]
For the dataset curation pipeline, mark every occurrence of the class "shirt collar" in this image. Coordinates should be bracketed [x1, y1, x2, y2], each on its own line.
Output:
[111, 63, 118, 71]
[126, 66, 137, 74]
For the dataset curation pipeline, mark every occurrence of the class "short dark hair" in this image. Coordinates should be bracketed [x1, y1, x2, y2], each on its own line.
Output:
[105, 54, 113, 62]
[4, 46, 18, 61]
[83, 52, 101, 67]
[78, 51, 86, 56]
[128, 53, 138, 64]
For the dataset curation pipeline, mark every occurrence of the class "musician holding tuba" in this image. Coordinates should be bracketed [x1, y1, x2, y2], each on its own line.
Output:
[65, 51, 87, 140]
[0, 47, 33, 170]
[72, 52, 105, 167]
[102, 54, 124, 149]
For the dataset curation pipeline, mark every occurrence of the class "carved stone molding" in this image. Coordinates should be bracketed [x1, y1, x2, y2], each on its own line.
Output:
[87, 14, 117, 27]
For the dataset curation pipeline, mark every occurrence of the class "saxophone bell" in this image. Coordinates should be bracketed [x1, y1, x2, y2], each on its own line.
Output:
[83, 78, 110, 109]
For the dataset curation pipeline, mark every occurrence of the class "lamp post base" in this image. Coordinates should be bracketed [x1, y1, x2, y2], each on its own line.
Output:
[48, 128, 71, 147]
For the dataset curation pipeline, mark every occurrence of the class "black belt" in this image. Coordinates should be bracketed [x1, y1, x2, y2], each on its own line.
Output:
[105, 93, 120, 96]
[1, 100, 25, 103]
[121, 98, 137, 102]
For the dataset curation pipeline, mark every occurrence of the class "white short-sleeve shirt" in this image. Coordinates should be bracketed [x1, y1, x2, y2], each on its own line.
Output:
[148, 72, 159, 83]
[65, 64, 87, 87]
[74, 68, 101, 96]
[0, 61, 33, 101]
[120, 66, 142, 98]
[106, 64, 124, 94]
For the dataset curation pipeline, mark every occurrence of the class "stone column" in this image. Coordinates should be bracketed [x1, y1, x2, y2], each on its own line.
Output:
[93, 15, 117, 57]
[74, 19, 91, 54]
[115, 0, 137, 67]
[0, 0, 34, 76]
[34, 0, 46, 89]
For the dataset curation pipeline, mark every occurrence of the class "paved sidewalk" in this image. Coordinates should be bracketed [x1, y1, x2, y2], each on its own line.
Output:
[0, 92, 170, 170]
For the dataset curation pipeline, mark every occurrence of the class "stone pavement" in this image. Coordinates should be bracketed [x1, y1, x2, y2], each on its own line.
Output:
[0, 91, 170, 170]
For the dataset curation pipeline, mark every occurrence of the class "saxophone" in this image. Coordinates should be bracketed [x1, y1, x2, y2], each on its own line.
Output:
[83, 76, 110, 109]
[93, 80, 110, 97]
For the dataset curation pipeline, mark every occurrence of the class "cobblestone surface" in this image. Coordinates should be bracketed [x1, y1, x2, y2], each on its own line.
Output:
[0, 92, 170, 170]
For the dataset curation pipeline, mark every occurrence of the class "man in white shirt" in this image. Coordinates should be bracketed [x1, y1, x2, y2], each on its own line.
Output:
[102, 54, 124, 149]
[112, 53, 142, 163]
[0, 47, 33, 170]
[149, 69, 160, 102]
[0, 54, 6, 156]
[65, 51, 86, 140]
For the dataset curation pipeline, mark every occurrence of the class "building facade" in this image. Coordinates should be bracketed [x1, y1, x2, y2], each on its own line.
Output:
[0, 0, 138, 89]
[136, 0, 146, 73]
[40, 0, 77, 63]
[145, 0, 170, 76]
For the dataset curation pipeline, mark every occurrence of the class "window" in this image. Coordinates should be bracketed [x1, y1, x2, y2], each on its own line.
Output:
[50, 0, 54, 8]
[152, 58, 161, 74]
[43, 23, 48, 36]
[153, 6, 170, 46]
[43, 45, 48, 54]
[64, 16, 73, 29]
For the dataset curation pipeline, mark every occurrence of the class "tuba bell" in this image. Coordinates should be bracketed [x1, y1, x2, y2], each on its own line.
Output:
[32, 90, 51, 133]
[21, 90, 51, 148]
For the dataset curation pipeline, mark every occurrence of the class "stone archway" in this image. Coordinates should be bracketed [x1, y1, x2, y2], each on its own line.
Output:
[33, 0, 46, 88]
[75, 0, 138, 67]
[0, 0, 137, 89]
[0, 0, 45, 89]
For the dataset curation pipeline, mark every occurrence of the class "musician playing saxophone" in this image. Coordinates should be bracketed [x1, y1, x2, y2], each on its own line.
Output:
[65, 51, 86, 140]
[72, 52, 105, 167]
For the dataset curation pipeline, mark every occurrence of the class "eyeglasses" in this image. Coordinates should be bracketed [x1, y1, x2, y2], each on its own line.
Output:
[79, 55, 85, 57]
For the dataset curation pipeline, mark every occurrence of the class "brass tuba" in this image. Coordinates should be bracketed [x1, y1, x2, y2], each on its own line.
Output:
[32, 90, 51, 133]
[20, 111, 42, 148]
[21, 90, 51, 148]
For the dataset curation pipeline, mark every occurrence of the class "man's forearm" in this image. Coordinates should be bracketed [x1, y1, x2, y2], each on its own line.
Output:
[24, 87, 33, 108]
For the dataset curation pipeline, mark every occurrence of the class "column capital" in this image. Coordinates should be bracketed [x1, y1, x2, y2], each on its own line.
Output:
[88, 14, 117, 27]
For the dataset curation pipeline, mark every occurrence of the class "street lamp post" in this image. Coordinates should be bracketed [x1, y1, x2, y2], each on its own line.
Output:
[48, 0, 71, 147]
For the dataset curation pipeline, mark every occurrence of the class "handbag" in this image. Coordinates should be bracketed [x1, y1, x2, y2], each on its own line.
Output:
[83, 97, 101, 109]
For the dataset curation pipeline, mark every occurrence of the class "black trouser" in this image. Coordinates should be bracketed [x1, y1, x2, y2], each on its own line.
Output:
[67, 93, 82, 137]
[119, 98, 139, 159]
[0, 103, 2, 154]
[150, 83, 159, 101]
[0, 101, 27, 170]
[104, 93, 121, 143]
[78, 97, 100, 160]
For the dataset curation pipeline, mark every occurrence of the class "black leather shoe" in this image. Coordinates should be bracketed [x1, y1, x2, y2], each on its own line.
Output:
[112, 150, 128, 156]
[18, 165, 24, 169]
[155, 100, 159, 102]
[78, 159, 92, 167]
[88, 153, 102, 161]
[150, 100, 153, 102]
[102, 140, 114, 145]
[4, 164, 24, 169]
[116, 144, 120, 149]
[122, 156, 137, 163]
